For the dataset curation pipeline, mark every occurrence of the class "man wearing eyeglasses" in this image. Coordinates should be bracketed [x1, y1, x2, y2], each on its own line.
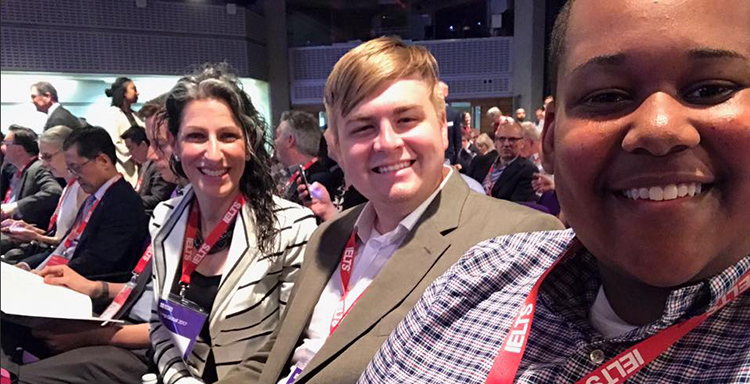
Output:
[468, 120, 537, 203]
[18, 126, 148, 282]
[0, 126, 61, 232]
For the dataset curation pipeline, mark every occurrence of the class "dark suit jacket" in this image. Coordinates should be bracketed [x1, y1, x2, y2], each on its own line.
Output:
[443, 106, 463, 165]
[137, 161, 176, 217]
[24, 178, 148, 282]
[489, 156, 538, 203]
[11, 160, 62, 229]
[466, 149, 498, 184]
[44, 105, 83, 131]
[466, 152, 538, 203]
[216, 172, 563, 384]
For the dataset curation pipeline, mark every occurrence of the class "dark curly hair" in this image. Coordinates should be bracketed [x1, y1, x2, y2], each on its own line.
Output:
[166, 62, 278, 253]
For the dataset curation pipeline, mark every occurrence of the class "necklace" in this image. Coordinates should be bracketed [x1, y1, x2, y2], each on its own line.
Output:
[194, 219, 235, 255]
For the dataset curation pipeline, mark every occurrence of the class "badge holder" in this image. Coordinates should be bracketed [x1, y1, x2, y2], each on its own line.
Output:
[157, 285, 208, 360]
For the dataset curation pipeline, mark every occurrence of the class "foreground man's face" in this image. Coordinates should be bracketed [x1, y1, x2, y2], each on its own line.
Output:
[545, 0, 750, 287]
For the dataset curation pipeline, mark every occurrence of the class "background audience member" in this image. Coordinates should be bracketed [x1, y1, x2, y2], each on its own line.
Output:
[100, 77, 143, 187]
[30, 82, 84, 131]
[121, 125, 176, 216]
[18, 126, 148, 282]
[473, 120, 536, 202]
[520, 121, 543, 171]
[139, 94, 188, 192]
[514, 107, 526, 122]
[149, 63, 317, 384]
[0, 126, 62, 230]
[1, 126, 88, 262]
[473, 132, 495, 156]
[440, 81, 463, 166]
[274, 110, 339, 204]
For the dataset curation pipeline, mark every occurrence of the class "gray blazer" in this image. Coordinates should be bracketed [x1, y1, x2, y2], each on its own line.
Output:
[217, 172, 564, 384]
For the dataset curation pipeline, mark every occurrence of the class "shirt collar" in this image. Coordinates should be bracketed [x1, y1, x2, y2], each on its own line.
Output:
[354, 166, 453, 243]
[92, 175, 120, 201]
[47, 102, 60, 116]
[543, 240, 750, 342]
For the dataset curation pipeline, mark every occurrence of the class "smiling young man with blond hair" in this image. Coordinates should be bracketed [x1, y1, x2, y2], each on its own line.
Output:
[216, 36, 561, 384]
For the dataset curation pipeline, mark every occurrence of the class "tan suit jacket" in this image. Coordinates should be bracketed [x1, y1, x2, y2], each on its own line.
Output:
[218, 172, 563, 384]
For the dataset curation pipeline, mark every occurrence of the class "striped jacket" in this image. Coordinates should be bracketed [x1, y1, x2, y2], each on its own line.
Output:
[148, 186, 317, 384]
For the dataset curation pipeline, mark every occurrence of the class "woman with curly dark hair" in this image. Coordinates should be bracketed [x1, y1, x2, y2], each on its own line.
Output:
[148, 63, 317, 383]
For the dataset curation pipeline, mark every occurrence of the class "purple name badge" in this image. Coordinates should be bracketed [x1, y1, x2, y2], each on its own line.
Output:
[286, 366, 303, 384]
[158, 295, 208, 359]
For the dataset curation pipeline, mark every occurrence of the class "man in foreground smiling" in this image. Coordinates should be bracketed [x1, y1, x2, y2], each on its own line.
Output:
[217, 36, 562, 384]
[361, 0, 750, 382]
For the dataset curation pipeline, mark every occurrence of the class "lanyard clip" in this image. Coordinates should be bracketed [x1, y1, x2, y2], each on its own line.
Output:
[178, 283, 188, 298]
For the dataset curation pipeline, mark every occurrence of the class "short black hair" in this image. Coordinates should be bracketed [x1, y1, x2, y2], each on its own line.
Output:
[8, 125, 39, 155]
[31, 81, 59, 102]
[549, 0, 575, 97]
[63, 126, 117, 165]
[121, 125, 149, 146]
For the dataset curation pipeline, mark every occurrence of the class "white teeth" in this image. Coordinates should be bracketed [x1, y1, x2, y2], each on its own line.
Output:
[376, 161, 411, 174]
[649, 186, 664, 201]
[622, 182, 704, 201]
[201, 168, 227, 177]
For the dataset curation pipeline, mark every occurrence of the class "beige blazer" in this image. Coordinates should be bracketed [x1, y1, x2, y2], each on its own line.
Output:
[218, 172, 563, 384]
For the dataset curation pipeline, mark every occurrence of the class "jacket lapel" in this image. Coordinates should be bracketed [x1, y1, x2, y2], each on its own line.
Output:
[299, 173, 467, 380]
[209, 204, 253, 331]
[152, 189, 193, 297]
[272, 206, 363, 375]
[491, 157, 520, 198]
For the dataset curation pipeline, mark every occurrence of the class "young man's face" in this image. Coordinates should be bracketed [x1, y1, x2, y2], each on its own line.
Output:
[543, 0, 750, 287]
[333, 76, 448, 214]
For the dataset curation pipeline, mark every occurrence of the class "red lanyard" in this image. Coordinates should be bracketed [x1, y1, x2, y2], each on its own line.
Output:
[48, 179, 76, 232]
[485, 240, 750, 384]
[134, 174, 144, 192]
[483, 161, 500, 195]
[133, 243, 153, 276]
[179, 194, 244, 288]
[59, 175, 121, 251]
[330, 230, 366, 335]
[3, 158, 37, 203]
[285, 158, 317, 189]
[99, 243, 154, 322]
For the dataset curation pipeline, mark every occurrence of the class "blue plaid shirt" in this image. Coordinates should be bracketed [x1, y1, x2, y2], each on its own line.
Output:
[360, 229, 750, 383]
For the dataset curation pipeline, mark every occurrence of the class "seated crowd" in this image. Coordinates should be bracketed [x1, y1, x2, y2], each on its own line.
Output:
[1, 0, 748, 383]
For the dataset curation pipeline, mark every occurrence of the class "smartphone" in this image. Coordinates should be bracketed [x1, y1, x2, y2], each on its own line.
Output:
[297, 165, 313, 200]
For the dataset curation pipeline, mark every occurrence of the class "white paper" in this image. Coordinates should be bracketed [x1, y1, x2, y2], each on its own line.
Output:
[1, 262, 118, 322]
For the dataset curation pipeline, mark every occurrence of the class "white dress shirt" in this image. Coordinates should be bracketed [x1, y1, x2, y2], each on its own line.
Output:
[280, 168, 454, 383]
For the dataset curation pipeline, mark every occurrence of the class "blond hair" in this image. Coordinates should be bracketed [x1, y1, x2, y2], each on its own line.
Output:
[324, 36, 445, 138]
[475, 133, 495, 155]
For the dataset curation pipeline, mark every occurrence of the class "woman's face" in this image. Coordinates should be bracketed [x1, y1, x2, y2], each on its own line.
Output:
[39, 140, 68, 179]
[176, 98, 247, 200]
[124, 82, 139, 105]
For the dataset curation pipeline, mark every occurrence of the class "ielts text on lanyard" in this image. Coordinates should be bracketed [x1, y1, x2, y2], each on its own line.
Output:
[100, 243, 154, 323]
[44, 175, 122, 268]
[485, 239, 750, 384]
[157, 194, 244, 360]
[286, 229, 362, 384]
[330, 229, 366, 335]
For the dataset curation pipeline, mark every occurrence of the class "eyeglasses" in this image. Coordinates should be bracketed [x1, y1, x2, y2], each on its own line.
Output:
[495, 136, 524, 144]
[39, 151, 61, 162]
[66, 158, 93, 175]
